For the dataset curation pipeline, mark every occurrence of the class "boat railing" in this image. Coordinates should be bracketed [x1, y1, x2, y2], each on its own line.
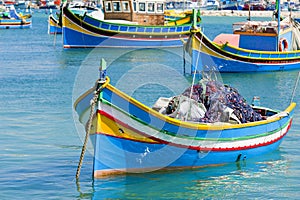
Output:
[233, 21, 277, 34]
[219, 42, 300, 59]
[83, 15, 195, 34]
[232, 21, 291, 35]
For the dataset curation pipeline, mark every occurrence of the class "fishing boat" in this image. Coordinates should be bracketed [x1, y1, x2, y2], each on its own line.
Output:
[0, 5, 31, 29]
[48, 13, 62, 34]
[242, 0, 267, 11]
[187, 1, 300, 73]
[74, 60, 296, 178]
[62, 0, 201, 48]
[48, 2, 103, 34]
[219, 0, 243, 10]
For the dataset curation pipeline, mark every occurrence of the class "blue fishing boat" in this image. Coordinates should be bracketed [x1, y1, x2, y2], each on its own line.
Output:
[47, 3, 103, 34]
[0, 5, 31, 29]
[74, 60, 296, 178]
[48, 13, 62, 34]
[188, 0, 300, 73]
[62, 0, 201, 48]
[219, 0, 243, 10]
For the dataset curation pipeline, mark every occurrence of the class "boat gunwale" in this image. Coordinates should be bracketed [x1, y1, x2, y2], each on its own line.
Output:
[62, 6, 197, 36]
[194, 31, 300, 63]
[98, 99, 292, 141]
[99, 77, 296, 131]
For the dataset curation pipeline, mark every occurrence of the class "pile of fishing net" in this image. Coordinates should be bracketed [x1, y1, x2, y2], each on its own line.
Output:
[161, 78, 263, 124]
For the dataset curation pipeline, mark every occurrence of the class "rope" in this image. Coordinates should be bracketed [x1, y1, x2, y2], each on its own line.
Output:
[290, 71, 300, 104]
[75, 84, 101, 180]
[53, 24, 57, 47]
[184, 28, 204, 121]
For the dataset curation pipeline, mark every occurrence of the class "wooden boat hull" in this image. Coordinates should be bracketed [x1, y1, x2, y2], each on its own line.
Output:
[188, 30, 300, 72]
[0, 18, 31, 29]
[74, 78, 296, 178]
[48, 14, 62, 34]
[62, 7, 198, 48]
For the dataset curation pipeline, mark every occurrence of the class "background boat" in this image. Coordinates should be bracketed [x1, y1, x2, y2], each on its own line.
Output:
[242, 0, 267, 10]
[0, 4, 31, 28]
[187, 0, 300, 73]
[47, 1, 103, 34]
[200, 0, 219, 10]
[219, 0, 243, 10]
[62, 0, 201, 48]
[48, 13, 61, 33]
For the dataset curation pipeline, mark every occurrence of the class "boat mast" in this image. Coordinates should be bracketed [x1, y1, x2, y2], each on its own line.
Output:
[247, 0, 251, 21]
[276, 0, 281, 51]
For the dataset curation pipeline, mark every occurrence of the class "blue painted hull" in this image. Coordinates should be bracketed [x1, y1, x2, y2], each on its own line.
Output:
[189, 31, 300, 73]
[0, 18, 31, 29]
[92, 132, 285, 173]
[62, 6, 198, 48]
[192, 49, 300, 72]
[63, 26, 187, 48]
[48, 14, 62, 34]
[49, 25, 62, 34]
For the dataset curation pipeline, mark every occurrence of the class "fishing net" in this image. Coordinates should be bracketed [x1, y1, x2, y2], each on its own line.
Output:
[164, 76, 263, 124]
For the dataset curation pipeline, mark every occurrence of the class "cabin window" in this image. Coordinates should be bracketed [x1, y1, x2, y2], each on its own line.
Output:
[156, 3, 163, 13]
[113, 1, 121, 12]
[104, 1, 112, 12]
[122, 1, 130, 12]
[139, 2, 146, 12]
[147, 2, 155, 13]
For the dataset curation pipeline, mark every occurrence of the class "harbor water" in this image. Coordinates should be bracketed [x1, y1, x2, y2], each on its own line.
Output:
[0, 12, 300, 199]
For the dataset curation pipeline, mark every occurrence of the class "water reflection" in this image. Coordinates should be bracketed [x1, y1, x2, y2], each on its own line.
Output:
[83, 150, 288, 199]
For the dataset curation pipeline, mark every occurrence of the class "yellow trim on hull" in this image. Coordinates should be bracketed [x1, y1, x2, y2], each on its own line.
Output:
[63, 15, 101, 36]
[192, 32, 300, 62]
[96, 112, 158, 143]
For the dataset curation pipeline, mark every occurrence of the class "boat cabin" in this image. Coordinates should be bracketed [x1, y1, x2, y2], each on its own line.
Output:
[102, 0, 165, 25]
[214, 20, 294, 51]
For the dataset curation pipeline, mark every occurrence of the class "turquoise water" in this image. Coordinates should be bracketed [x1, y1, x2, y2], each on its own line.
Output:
[1, 12, 300, 199]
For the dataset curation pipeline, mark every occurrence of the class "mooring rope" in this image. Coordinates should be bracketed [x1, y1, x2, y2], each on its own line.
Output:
[184, 28, 204, 121]
[290, 71, 300, 104]
[76, 85, 101, 180]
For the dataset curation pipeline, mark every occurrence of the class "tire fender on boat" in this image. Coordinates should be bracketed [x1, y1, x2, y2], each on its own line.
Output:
[279, 38, 288, 51]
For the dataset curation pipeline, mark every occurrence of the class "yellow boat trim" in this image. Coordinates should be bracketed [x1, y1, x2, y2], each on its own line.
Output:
[192, 33, 300, 61]
[63, 15, 101, 37]
[96, 112, 158, 143]
[215, 42, 300, 55]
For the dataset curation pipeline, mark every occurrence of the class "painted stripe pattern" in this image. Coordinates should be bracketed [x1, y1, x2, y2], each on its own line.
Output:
[98, 101, 292, 152]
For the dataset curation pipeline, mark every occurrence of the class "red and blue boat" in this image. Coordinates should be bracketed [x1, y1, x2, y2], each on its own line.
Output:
[74, 62, 296, 178]
[62, 0, 201, 48]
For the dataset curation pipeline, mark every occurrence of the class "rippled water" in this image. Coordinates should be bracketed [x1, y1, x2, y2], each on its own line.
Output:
[0, 12, 299, 199]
